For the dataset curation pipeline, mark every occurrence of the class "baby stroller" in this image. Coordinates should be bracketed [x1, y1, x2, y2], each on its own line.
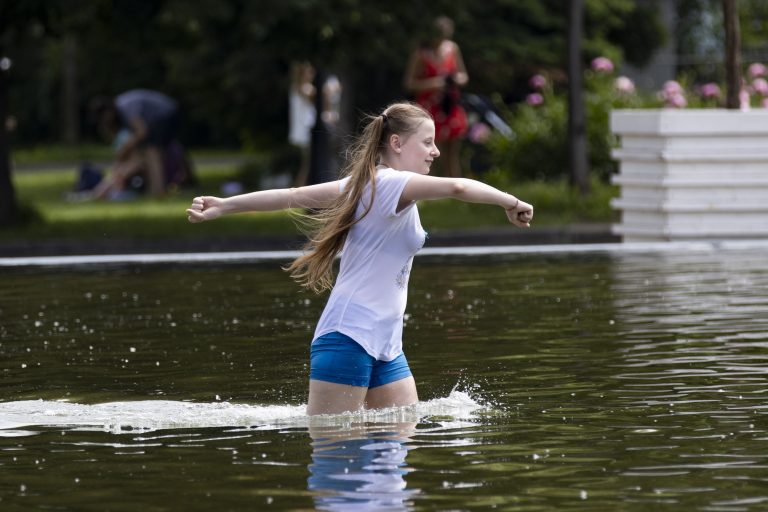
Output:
[462, 93, 515, 141]
[460, 93, 515, 174]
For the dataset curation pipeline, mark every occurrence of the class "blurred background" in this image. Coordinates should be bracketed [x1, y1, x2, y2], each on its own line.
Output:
[4, 0, 766, 146]
[1, 0, 768, 243]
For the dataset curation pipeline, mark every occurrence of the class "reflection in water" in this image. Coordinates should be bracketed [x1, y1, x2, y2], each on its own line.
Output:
[607, 251, 768, 488]
[308, 423, 418, 511]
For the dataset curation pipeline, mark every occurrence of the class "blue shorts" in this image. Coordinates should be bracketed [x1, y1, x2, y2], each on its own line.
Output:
[310, 332, 412, 388]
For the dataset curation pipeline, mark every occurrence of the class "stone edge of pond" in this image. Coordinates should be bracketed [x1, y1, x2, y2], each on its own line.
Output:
[3, 239, 768, 268]
[0, 224, 618, 258]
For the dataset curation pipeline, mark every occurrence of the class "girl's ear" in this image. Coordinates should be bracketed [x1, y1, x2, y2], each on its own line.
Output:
[389, 134, 402, 153]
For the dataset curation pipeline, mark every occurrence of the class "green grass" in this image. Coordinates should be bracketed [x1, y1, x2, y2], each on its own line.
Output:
[2, 161, 618, 242]
[420, 177, 618, 231]
[5, 163, 296, 240]
[13, 144, 114, 166]
[12, 144, 245, 166]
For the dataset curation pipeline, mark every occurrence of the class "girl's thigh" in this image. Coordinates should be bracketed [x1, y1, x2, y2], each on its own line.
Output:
[364, 376, 418, 410]
[307, 379, 368, 415]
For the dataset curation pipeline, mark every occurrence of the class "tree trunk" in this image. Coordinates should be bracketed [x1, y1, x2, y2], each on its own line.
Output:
[723, 0, 741, 109]
[568, 0, 590, 195]
[0, 50, 18, 227]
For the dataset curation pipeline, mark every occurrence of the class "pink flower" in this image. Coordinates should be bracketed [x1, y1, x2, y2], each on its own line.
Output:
[614, 76, 635, 94]
[762, 98, 768, 109]
[658, 81, 686, 108]
[662, 80, 683, 96]
[698, 82, 721, 99]
[525, 93, 544, 106]
[748, 62, 767, 79]
[468, 122, 491, 144]
[529, 74, 547, 90]
[591, 56, 614, 73]
[665, 93, 687, 108]
[752, 78, 768, 96]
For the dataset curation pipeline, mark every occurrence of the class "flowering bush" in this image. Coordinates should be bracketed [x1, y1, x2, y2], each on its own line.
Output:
[486, 57, 644, 182]
[657, 63, 768, 110]
[484, 57, 768, 183]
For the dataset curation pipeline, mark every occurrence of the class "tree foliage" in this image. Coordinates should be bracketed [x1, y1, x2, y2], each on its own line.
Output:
[3, 0, 672, 150]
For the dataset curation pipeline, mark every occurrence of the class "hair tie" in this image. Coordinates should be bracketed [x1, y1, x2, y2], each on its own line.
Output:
[381, 113, 388, 124]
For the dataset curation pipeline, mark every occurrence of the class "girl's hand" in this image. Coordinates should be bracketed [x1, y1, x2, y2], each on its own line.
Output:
[187, 196, 224, 223]
[505, 199, 533, 228]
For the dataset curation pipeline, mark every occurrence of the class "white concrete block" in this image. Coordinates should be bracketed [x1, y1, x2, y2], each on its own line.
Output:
[611, 109, 768, 241]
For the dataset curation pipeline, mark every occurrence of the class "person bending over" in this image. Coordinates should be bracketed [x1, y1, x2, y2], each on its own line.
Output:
[93, 89, 181, 198]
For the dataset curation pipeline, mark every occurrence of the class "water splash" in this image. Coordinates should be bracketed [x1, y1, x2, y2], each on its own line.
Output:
[0, 390, 486, 434]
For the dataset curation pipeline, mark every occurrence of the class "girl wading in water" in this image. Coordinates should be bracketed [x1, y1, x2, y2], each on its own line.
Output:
[187, 102, 533, 415]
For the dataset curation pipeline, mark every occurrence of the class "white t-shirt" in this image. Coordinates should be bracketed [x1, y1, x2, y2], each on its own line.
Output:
[313, 167, 427, 361]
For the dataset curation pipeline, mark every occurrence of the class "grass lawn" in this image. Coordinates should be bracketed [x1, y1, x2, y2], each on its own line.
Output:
[3, 159, 618, 242]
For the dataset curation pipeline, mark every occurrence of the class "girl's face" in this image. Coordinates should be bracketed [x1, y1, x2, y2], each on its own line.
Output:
[394, 119, 440, 174]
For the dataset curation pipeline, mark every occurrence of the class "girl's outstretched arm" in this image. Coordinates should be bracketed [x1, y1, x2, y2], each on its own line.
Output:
[186, 181, 341, 223]
[399, 175, 533, 228]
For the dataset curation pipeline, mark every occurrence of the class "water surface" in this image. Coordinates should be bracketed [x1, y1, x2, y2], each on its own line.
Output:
[2, 248, 768, 510]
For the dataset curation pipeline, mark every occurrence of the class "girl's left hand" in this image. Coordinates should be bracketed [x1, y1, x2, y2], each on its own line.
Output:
[506, 200, 533, 228]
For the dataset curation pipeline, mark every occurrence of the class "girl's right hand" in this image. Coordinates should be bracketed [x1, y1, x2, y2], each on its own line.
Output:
[187, 196, 224, 223]
[505, 199, 533, 228]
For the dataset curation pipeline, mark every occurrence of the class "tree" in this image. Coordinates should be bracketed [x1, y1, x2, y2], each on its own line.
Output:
[568, 0, 589, 195]
[0, 1, 93, 225]
[0, 51, 14, 227]
[0, 2, 45, 226]
[723, 0, 741, 108]
[5, 0, 669, 152]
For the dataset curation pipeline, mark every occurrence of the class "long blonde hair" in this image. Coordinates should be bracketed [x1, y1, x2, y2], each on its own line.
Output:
[285, 102, 432, 293]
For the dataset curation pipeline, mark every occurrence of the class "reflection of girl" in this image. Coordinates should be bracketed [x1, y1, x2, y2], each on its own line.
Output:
[308, 424, 416, 510]
[404, 16, 469, 178]
[187, 102, 533, 415]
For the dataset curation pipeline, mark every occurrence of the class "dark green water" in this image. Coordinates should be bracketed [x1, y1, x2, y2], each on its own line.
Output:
[1, 249, 768, 511]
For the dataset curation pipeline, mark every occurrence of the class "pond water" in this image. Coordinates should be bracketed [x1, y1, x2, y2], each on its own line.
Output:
[2, 245, 768, 511]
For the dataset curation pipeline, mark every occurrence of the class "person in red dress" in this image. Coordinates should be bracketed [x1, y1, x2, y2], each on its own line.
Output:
[404, 16, 469, 178]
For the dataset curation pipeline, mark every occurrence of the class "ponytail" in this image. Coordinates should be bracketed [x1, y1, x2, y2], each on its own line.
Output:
[285, 102, 431, 293]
